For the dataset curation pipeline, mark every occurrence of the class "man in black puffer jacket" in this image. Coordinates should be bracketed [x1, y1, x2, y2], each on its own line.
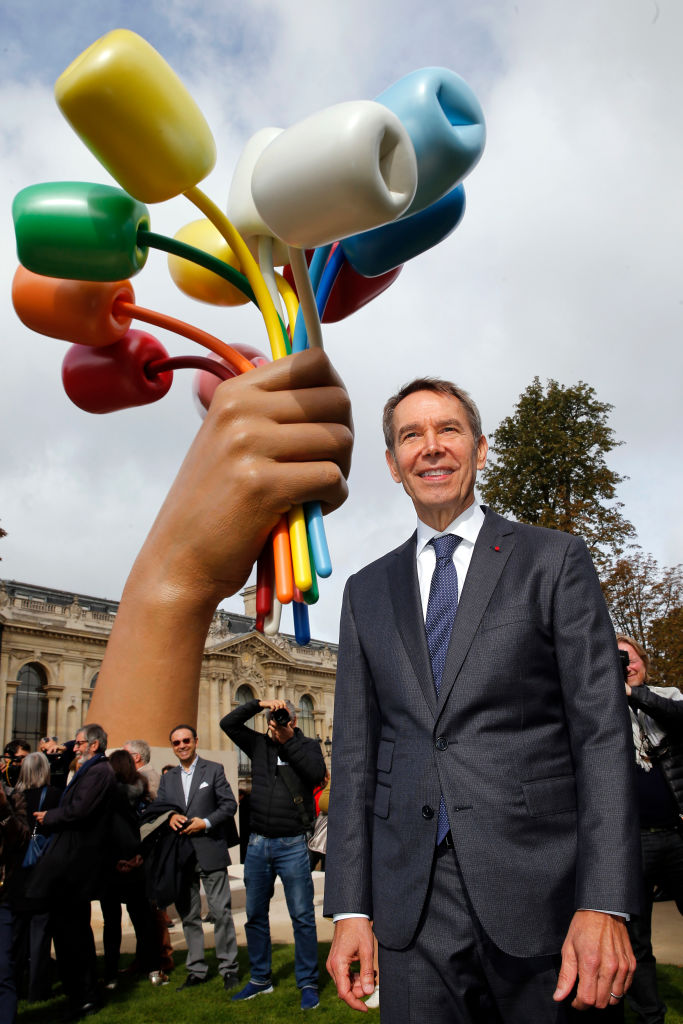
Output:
[221, 698, 326, 1011]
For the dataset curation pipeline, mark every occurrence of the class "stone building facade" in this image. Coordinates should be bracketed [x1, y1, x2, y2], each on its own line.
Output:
[0, 578, 337, 780]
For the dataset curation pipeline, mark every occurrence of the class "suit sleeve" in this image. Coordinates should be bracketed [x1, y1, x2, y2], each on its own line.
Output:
[205, 765, 237, 830]
[323, 576, 380, 919]
[552, 536, 641, 915]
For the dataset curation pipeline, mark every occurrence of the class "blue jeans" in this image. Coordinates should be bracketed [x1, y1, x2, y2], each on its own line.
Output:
[244, 833, 318, 990]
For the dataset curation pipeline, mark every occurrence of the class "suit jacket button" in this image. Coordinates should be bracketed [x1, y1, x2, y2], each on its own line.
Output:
[421, 805, 434, 819]
[435, 736, 448, 751]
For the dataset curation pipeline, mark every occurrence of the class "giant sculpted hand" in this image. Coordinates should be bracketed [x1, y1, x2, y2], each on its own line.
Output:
[145, 347, 353, 605]
[89, 349, 353, 744]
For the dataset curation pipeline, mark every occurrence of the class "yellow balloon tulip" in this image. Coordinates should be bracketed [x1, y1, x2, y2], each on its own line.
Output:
[55, 29, 216, 203]
[169, 220, 250, 306]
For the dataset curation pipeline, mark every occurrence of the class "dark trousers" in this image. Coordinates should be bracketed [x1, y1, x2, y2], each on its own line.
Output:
[50, 898, 98, 1010]
[12, 907, 52, 1001]
[0, 904, 17, 1024]
[100, 866, 160, 979]
[379, 843, 624, 1024]
[626, 826, 683, 1024]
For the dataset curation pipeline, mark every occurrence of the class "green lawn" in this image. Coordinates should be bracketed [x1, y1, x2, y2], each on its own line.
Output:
[17, 945, 683, 1023]
[18, 944, 357, 1024]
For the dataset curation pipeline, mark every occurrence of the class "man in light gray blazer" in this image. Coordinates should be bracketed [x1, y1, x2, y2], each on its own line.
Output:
[325, 378, 640, 1023]
[155, 724, 239, 991]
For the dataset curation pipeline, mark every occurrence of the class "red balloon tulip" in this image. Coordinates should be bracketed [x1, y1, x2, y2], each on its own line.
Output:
[62, 330, 172, 413]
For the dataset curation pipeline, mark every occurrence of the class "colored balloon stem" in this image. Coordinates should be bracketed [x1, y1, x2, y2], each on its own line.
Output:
[139, 229, 256, 303]
[292, 599, 311, 646]
[304, 501, 331, 578]
[113, 298, 254, 374]
[289, 246, 323, 354]
[138, 228, 291, 354]
[183, 186, 288, 361]
[316, 243, 346, 318]
[145, 355, 234, 381]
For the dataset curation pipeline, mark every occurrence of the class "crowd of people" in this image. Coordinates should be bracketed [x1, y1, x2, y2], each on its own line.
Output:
[0, 702, 330, 1022]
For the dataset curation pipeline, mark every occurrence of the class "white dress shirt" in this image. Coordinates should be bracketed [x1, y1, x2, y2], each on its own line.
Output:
[416, 501, 485, 618]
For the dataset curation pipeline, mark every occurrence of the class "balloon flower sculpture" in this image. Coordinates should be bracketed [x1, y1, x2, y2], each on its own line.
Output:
[11, 30, 486, 645]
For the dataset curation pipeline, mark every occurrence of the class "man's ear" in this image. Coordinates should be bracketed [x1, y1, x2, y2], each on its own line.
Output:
[385, 449, 401, 483]
[476, 435, 488, 471]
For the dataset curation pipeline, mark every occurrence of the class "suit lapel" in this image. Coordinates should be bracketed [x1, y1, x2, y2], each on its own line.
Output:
[437, 510, 516, 714]
[387, 533, 437, 714]
[186, 757, 206, 812]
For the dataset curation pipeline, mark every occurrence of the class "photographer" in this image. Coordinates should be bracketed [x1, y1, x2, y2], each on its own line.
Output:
[1, 741, 30, 790]
[220, 698, 326, 1011]
[617, 634, 683, 1024]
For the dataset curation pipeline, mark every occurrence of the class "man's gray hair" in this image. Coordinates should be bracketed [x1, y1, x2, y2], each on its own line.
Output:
[78, 723, 108, 753]
[125, 739, 151, 765]
[383, 377, 483, 455]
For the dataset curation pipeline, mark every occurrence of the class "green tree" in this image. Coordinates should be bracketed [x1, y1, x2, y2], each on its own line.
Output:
[602, 551, 683, 688]
[480, 378, 635, 571]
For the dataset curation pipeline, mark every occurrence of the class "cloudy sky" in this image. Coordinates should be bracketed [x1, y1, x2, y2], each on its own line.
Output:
[1, 0, 681, 643]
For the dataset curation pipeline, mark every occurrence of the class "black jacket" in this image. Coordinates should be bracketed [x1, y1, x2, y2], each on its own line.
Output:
[27, 754, 116, 902]
[220, 699, 326, 838]
[628, 684, 683, 816]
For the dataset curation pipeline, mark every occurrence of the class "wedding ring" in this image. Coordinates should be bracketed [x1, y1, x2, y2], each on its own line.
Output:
[610, 992, 623, 1001]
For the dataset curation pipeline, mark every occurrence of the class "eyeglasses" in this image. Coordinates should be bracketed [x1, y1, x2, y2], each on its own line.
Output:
[171, 738, 193, 747]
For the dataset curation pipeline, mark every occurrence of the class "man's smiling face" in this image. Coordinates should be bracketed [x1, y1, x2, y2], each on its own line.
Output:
[385, 390, 488, 532]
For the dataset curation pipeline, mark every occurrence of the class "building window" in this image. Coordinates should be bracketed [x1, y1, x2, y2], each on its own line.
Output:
[235, 685, 254, 777]
[298, 695, 315, 738]
[13, 663, 48, 750]
[90, 672, 98, 689]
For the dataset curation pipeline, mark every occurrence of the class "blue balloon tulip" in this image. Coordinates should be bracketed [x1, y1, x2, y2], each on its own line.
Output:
[341, 183, 466, 278]
[376, 67, 485, 216]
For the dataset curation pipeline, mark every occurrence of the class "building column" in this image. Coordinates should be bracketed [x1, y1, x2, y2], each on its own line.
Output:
[45, 685, 64, 738]
[3, 681, 19, 746]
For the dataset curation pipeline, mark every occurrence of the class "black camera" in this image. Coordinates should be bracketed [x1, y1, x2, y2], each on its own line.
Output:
[618, 649, 630, 683]
[271, 708, 291, 727]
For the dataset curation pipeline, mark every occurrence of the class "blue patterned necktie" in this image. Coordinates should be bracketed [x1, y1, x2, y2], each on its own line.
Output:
[425, 533, 462, 844]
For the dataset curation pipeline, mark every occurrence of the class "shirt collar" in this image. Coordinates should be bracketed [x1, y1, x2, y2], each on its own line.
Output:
[180, 754, 199, 775]
[416, 501, 485, 558]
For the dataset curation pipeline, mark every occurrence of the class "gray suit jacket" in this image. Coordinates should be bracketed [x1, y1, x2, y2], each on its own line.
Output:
[156, 756, 237, 872]
[324, 509, 640, 956]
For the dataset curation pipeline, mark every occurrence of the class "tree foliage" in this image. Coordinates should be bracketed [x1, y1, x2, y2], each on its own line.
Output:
[602, 551, 683, 688]
[479, 378, 635, 571]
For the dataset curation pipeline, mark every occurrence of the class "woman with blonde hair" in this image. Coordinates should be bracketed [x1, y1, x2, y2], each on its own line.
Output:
[617, 634, 683, 1024]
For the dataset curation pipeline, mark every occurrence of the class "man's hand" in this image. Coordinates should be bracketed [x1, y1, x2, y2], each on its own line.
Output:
[261, 699, 296, 744]
[169, 813, 188, 832]
[327, 918, 376, 1012]
[182, 816, 207, 836]
[33, 810, 47, 825]
[553, 910, 636, 1010]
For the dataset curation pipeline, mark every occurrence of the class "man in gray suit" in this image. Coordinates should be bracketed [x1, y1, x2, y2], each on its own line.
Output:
[325, 378, 640, 1023]
[156, 724, 240, 991]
